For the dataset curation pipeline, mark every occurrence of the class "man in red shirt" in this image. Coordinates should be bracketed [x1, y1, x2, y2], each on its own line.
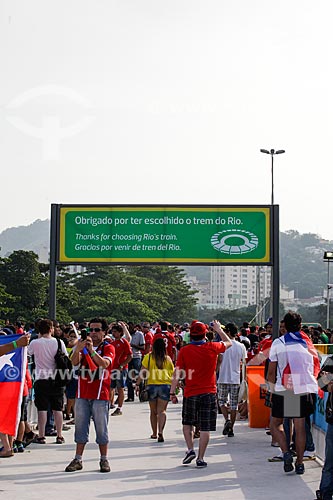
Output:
[153, 320, 176, 363]
[110, 323, 132, 416]
[141, 322, 153, 356]
[170, 320, 232, 468]
[65, 317, 115, 473]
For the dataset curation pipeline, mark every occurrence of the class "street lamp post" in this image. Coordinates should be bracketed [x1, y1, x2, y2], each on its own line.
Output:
[260, 148, 286, 205]
[260, 149, 285, 337]
[324, 251, 333, 329]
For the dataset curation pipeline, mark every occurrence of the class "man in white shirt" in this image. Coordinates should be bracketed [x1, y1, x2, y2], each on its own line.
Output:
[217, 322, 247, 437]
[27, 319, 67, 444]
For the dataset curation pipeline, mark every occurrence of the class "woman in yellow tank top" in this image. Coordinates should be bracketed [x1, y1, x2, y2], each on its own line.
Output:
[136, 338, 174, 442]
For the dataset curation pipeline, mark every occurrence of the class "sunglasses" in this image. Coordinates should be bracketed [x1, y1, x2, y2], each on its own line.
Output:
[89, 327, 102, 333]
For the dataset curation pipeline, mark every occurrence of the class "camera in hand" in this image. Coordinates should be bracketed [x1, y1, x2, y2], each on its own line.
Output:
[80, 329, 88, 340]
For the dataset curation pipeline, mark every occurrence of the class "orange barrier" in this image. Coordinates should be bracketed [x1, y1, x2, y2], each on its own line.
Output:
[247, 365, 271, 428]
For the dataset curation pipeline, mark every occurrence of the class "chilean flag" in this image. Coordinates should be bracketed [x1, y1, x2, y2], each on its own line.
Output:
[0, 334, 27, 436]
[282, 331, 320, 394]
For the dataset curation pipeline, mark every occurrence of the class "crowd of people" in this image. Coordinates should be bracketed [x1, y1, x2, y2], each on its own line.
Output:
[0, 314, 333, 498]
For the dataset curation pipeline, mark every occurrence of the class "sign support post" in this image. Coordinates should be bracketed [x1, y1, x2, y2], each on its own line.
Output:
[272, 205, 280, 339]
[49, 204, 58, 319]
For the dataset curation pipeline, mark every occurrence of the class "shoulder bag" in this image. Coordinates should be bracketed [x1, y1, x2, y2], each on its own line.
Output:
[139, 354, 151, 402]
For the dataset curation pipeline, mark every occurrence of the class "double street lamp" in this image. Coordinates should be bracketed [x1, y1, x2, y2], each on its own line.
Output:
[260, 148, 285, 327]
[324, 251, 333, 329]
[260, 148, 286, 205]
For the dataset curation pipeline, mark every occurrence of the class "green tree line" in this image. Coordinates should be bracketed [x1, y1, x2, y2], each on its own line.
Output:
[0, 251, 197, 324]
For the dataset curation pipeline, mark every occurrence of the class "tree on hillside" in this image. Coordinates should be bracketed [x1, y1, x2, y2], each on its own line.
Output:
[0, 250, 47, 321]
[280, 231, 326, 298]
[42, 267, 80, 324]
[0, 283, 14, 319]
[71, 265, 197, 323]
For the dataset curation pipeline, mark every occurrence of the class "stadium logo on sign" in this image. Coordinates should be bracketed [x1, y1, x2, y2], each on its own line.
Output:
[211, 230, 259, 255]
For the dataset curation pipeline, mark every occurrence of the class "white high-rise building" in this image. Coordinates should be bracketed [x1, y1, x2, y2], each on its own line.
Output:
[210, 266, 271, 309]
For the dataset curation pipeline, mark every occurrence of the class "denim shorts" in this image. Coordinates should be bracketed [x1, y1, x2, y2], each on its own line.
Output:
[147, 384, 171, 401]
[110, 369, 128, 389]
[74, 398, 110, 445]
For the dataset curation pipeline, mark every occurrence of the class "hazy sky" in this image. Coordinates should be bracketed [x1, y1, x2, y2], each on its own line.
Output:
[1, 1, 333, 240]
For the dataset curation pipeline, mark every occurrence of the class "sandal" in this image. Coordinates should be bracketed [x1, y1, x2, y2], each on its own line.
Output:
[157, 433, 164, 442]
[55, 436, 65, 444]
[34, 437, 46, 444]
[150, 435, 157, 439]
[0, 449, 14, 458]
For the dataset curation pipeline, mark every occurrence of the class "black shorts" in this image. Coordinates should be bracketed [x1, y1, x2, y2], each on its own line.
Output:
[34, 379, 64, 412]
[271, 392, 314, 419]
[182, 393, 217, 432]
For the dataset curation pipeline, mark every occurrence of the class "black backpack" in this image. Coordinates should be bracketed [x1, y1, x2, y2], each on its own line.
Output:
[54, 338, 72, 386]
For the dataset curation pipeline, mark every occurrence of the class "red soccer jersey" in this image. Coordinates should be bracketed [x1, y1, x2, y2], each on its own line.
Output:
[143, 331, 154, 355]
[176, 341, 226, 398]
[110, 338, 132, 369]
[153, 331, 176, 360]
[77, 342, 115, 401]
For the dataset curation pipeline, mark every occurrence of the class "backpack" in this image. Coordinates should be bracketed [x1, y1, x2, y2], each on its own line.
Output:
[54, 338, 72, 386]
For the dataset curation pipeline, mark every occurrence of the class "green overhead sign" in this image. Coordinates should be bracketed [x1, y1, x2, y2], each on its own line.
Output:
[57, 206, 272, 264]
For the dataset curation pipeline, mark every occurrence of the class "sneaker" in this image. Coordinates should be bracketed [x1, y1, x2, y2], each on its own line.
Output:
[228, 429, 234, 437]
[65, 458, 83, 472]
[111, 408, 122, 416]
[283, 451, 294, 473]
[17, 442, 25, 453]
[295, 463, 305, 475]
[99, 459, 111, 473]
[62, 425, 71, 431]
[12, 443, 18, 453]
[304, 450, 315, 459]
[222, 419, 232, 436]
[109, 404, 116, 409]
[182, 450, 196, 465]
[125, 398, 134, 402]
[196, 459, 207, 468]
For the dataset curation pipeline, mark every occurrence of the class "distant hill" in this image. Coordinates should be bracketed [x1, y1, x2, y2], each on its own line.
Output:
[0, 219, 50, 262]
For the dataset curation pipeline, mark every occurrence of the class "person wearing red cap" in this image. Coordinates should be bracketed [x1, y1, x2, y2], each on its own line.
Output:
[170, 320, 232, 468]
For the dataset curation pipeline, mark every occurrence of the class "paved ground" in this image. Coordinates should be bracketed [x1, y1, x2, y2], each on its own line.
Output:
[0, 399, 322, 500]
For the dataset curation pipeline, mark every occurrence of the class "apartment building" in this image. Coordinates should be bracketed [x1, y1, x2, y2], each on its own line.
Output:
[210, 265, 271, 309]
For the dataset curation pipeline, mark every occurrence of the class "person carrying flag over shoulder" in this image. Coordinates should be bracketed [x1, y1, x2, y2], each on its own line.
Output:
[0, 332, 30, 457]
[267, 311, 320, 476]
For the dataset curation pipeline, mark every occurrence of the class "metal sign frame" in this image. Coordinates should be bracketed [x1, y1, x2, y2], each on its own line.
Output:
[49, 204, 280, 338]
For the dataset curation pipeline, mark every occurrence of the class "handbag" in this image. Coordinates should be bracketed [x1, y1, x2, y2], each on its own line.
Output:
[238, 361, 248, 403]
[139, 354, 151, 402]
[326, 392, 333, 425]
